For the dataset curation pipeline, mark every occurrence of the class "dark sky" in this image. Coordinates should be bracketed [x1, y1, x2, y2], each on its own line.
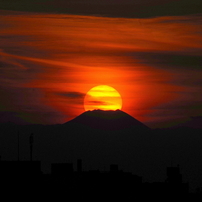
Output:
[1, 0, 202, 18]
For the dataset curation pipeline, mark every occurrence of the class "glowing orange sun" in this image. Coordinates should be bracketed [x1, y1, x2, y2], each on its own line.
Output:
[84, 85, 122, 111]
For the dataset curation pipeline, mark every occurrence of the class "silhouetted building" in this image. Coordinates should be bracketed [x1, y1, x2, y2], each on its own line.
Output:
[51, 163, 73, 176]
[77, 159, 82, 173]
[165, 165, 189, 195]
[110, 164, 119, 172]
[0, 160, 41, 177]
[0, 157, 193, 198]
[166, 165, 182, 184]
[30, 133, 34, 161]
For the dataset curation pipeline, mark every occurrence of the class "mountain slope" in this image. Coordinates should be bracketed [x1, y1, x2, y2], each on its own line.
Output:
[66, 109, 150, 131]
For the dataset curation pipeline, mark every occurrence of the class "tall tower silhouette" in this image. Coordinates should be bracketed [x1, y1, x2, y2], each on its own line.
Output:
[30, 133, 34, 161]
[17, 131, 20, 161]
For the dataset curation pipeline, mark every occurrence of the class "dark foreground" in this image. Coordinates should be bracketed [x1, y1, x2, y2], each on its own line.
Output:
[0, 159, 201, 200]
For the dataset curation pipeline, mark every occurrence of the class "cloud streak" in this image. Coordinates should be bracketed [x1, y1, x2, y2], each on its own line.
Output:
[86, 101, 109, 106]
[58, 92, 86, 99]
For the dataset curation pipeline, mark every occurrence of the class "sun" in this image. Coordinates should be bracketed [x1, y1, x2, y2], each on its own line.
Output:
[84, 85, 122, 111]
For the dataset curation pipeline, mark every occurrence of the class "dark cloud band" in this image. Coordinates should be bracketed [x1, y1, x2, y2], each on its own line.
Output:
[58, 92, 86, 99]
[1, 0, 201, 18]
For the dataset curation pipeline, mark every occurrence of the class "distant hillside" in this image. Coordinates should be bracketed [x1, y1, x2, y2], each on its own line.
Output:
[170, 116, 202, 129]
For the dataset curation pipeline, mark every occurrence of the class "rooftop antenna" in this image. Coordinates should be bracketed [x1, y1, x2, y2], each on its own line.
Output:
[17, 131, 20, 161]
[30, 133, 34, 161]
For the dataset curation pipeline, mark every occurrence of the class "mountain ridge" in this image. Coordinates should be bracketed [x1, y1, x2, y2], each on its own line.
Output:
[65, 109, 150, 131]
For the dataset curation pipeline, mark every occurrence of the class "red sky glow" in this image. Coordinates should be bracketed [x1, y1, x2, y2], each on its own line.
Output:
[0, 10, 202, 127]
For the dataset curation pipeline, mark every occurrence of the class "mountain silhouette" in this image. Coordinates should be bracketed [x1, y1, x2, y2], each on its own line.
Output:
[66, 109, 150, 131]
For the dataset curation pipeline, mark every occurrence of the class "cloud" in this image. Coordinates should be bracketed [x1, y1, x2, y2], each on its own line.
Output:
[58, 92, 86, 99]
[153, 100, 202, 111]
[131, 51, 202, 70]
[86, 101, 109, 105]
[157, 14, 202, 25]
[0, 111, 29, 124]
[0, 86, 70, 124]
[128, 51, 202, 87]
[0, 51, 52, 89]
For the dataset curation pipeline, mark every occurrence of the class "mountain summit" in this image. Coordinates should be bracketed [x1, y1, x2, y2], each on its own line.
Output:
[67, 109, 150, 131]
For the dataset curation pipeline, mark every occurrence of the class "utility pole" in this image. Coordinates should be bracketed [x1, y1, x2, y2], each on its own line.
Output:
[17, 131, 20, 161]
[30, 133, 34, 161]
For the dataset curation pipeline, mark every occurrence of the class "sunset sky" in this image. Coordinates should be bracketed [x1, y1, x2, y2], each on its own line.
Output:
[0, 0, 202, 127]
